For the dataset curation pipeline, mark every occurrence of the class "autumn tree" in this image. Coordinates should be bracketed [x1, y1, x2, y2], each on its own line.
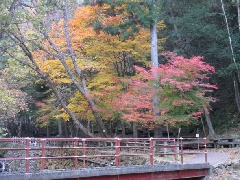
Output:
[0, 0, 110, 137]
[0, 58, 29, 136]
[114, 53, 217, 136]
[93, 0, 167, 136]
[1, 0, 161, 137]
[46, 3, 164, 135]
[158, 0, 240, 133]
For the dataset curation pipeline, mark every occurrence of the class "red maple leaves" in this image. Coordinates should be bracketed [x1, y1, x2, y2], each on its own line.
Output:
[113, 52, 217, 126]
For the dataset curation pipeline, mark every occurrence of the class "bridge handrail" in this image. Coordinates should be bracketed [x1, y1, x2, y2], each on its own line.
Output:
[0, 137, 207, 173]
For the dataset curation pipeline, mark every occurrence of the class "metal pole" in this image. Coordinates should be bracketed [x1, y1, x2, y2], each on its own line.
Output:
[180, 137, 183, 164]
[74, 138, 78, 170]
[82, 139, 86, 168]
[115, 138, 120, 167]
[41, 139, 46, 170]
[149, 138, 154, 166]
[177, 128, 181, 160]
[173, 139, 177, 162]
[197, 128, 199, 151]
[25, 138, 30, 173]
[204, 138, 207, 163]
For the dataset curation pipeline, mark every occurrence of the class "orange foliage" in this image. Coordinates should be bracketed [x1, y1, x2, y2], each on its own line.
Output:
[33, 4, 165, 121]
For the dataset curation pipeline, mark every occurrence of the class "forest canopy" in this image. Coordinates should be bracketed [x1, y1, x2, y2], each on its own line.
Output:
[0, 0, 238, 138]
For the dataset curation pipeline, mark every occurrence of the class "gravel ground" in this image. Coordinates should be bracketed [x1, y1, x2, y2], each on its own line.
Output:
[185, 152, 231, 165]
[207, 147, 240, 180]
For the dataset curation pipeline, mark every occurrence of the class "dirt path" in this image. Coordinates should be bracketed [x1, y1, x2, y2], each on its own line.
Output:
[185, 148, 240, 180]
[185, 152, 231, 166]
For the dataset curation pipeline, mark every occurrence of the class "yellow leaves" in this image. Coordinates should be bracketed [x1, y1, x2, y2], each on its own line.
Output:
[35, 58, 71, 83]
[72, 5, 99, 27]
[102, 15, 123, 27]
[89, 71, 118, 92]
[49, 20, 67, 48]
[58, 78, 72, 84]
[157, 20, 166, 31]
[85, 27, 152, 66]
[71, 26, 96, 45]
[34, 46, 101, 83]
[76, 58, 103, 70]
[55, 90, 94, 121]
[55, 111, 70, 121]
[89, 70, 121, 104]
[33, 3, 167, 123]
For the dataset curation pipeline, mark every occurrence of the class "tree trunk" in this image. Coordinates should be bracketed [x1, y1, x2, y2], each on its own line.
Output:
[109, 121, 113, 135]
[69, 120, 73, 137]
[154, 126, 163, 138]
[221, 0, 240, 113]
[237, 0, 240, 33]
[6, 32, 95, 138]
[236, 0, 240, 113]
[204, 108, 215, 138]
[150, 21, 159, 69]
[63, 120, 69, 138]
[150, 10, 162, 137]
[46, 125, 50, 138]
[87, 120, 91, 133]
[121, 121, 126, 137]
[168, 1, 181, 51]
[151, 21, 160, 113]
[233, 75, 240, 113]
[4, 0, 108, 138]
[132, 122, 138, 138]
[45, 76, 95, 137]
[58, 120, 63, 137]
[18, 117, 23, 137]
[63, 1, 108, 137]
[85, 95, 108, 137]
[75, 126, 79, 137]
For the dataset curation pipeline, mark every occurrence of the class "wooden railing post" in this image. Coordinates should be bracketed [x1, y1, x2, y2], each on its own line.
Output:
[25, 138, 30, 173]
[149, 138, 154, 166]
[1, 137, 212, 172]
[180, 137, 184, 164]
[164, 140, 167, 155]
[115, 138, 120, 167]
[204, 138, 207, 163]
[74, 138, 78, 170]
[82, 139, 86, 168]
[173, 139, 177, 162]
[41, 139, 46, 170]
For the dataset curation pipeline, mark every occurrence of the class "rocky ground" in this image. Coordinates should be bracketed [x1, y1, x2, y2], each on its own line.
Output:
[207, 147, 240, 180]
[207, 127, 240, 179]
[2, 144, 154, 172]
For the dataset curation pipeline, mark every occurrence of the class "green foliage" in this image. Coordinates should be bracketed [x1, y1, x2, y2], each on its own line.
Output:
[161, 1, 226, 58]
[0, 127, 7, 138]
[217, 63, 240, 77]
[115, 54, 216, 127]
[99, 0, 162, 40]
[159, 90, 204, 124]
[159, 0, 240, 132]
[211, 110, 239, 134]
[0, 60, 29, 120]
[0, 55, 8, 70]
[1, 0, 240, 136]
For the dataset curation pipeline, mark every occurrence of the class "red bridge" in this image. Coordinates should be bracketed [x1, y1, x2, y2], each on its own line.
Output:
[0, 137, 210, 180]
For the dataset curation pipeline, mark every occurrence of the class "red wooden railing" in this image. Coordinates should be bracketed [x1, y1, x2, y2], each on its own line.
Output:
[0, 137, 208, 173]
